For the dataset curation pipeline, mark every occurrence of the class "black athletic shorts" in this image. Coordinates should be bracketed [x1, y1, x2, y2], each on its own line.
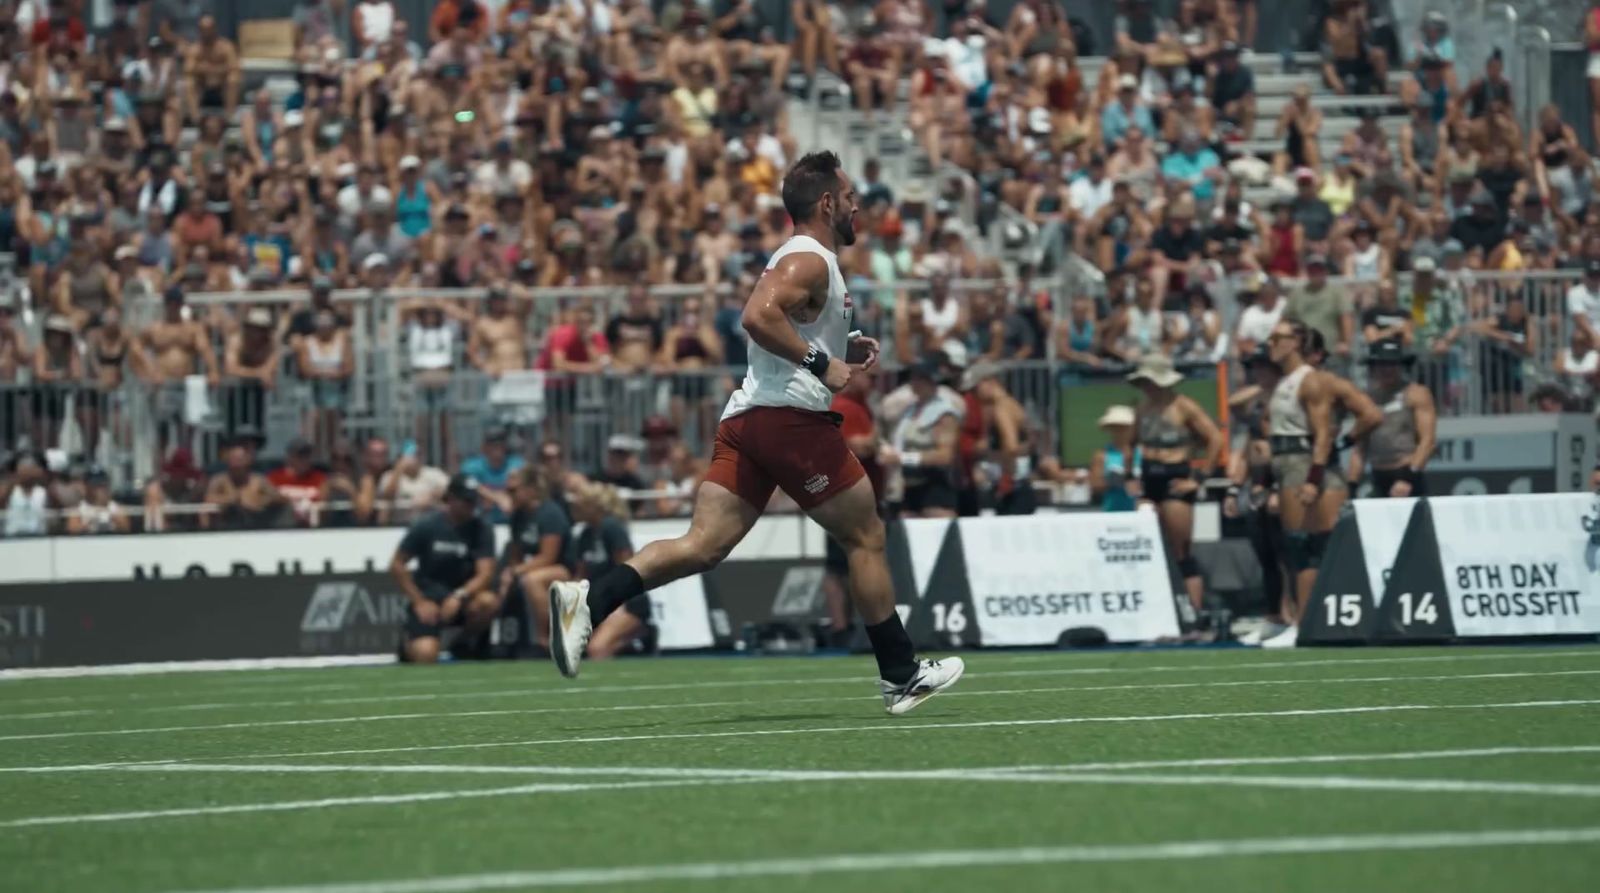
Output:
[622, 593, 653, 622]
[1371, 466, 1425, 498]
[404, 579, 467, 640]
[902, 478, 959, 515]
[1141, 460, 1197, 504]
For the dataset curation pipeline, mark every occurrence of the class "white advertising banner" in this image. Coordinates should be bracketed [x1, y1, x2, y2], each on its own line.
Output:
[960, 511, 1182, 646]
[1351, 498, 1419, 607]
[1424, 493, 1600, 637]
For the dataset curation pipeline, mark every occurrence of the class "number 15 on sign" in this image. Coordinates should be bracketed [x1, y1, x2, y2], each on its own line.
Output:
[1323, 594, 1363, 627]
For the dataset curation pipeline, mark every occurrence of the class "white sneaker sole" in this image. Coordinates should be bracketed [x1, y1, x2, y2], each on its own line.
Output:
[887, 659, 965, 716]
[549, 582, 589, 679]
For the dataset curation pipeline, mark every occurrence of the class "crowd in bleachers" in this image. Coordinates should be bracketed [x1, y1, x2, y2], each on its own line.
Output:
[2, 0, 1600, 536]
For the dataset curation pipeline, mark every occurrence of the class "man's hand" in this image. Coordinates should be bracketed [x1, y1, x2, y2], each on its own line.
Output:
[440, 593, 464, 624]
[1335, 341, 1351, 357]
[877, 444, 901, 467]
[1389, 478, 1414, 498]
[847, 334, 880, 370]
[412, 599, 440, 626]
[1298, 482, 1319, 506]
[822, 356, 851, 392]
[1431, 339, 1450, 355]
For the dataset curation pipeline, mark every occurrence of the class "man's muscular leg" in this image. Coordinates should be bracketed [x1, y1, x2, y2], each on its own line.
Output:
[585, 481, 761, 623]
[807, 476, 918, 684]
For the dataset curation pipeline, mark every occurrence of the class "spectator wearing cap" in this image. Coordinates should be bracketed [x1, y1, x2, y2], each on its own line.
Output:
[142, 444, 206, 532]
[1450, 188, 1507, 255]
[1471, 290, 1534, 413]
[657, 290, 725, 439]
[468, 285, 529, 379]
[868, 211, 915, 309]
[1211, 41, 1256, 140]
[595, 434, 648, 492]
[1548, 147, 1597, 228]
[475, 139, 533, 199]
[1408, 255, 1466, 403]
[1068, 154, 1114, 220]
[1361, 277, 1414, 348]
[205, 429, 285, 531]
[1285, 252, 1355, 371]
[268, 437, 330, 527]
[392, 469, 499, 664]
[1056, 294, 1106, 369]
[1151, 196, 1207, 303]
[224, 307, 281, 439]
[1101, 72, 1155, 150]
[1233, 273, 1284, 358]
[1290, 167, 1335, 246]
[1566, 258, 1600, 348]
[1554, 323, 1600, 411]
[460, 426, 525, 523]
[394, 155, 437, 238]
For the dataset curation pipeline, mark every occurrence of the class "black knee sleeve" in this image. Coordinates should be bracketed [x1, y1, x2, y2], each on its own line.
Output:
[1177, 554, 1203, 579]
[1306, 531, 1332, 569]
[1283, 531, 1310, 572]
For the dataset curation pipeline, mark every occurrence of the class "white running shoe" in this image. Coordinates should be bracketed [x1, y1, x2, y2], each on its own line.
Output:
[1236, 627, 1264, 646]
[549, 580, 593, 678]
[880, 657, 965, 716]
[1259, 624, 1300, 650]
[1237, 621, 1287, 647]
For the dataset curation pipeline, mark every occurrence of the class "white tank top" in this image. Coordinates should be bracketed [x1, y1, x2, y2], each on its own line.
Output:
[408, 322, 455, 371]
[919, 297, 961, 342]
[307, 335, 345, 374]
[76, 501, 118, 534]
[722, 235, 853, 420]
[5, 484, 49, 537]
[1351, 243, 1382, 279]
[1269, 365, 1313, 438]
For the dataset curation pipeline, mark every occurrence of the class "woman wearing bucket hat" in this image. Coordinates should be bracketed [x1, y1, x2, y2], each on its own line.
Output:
[1127, 352, 1225, 613]
[1089, 405, 1140, 513]
[1349, 340, 1435, 498]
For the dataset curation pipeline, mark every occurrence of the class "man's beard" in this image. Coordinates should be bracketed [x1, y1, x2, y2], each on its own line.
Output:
[832, 208, 856, 246]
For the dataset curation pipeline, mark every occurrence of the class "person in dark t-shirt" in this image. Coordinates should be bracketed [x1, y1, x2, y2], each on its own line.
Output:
[504, 467, 575, 650]
[571, 482, 653, 660]
[390, 474, 497, 663]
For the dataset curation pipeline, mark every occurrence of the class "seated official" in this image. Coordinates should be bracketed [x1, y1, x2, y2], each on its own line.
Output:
[503, 467, 574, 651]
[391, 474, 499, 664]
[569, 482, 652, 660]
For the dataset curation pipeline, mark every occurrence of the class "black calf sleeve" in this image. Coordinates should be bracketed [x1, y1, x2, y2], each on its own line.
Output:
[865, 612, 918, 685]
[587, 564, 645, 625]
[1177, 554, 1203, 580]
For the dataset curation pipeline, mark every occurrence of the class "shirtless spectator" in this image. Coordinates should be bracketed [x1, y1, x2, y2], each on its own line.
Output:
[1323, 0, 1389, 96]
[140, 287, 220, 453]
[205, 431, 287, 531]
[607, 284, 666, 374]
[693, 205, 739, 284]
[351, 436, 393, 526]
[468, 286, 528, 378]
[379, 442, 451, 523]
[0, 294, 32, 451]
[142, 448, 209, 532]
[185, 15, 241, 123]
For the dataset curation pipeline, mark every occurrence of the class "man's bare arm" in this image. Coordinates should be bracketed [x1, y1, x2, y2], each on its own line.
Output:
[1303, 374, 1336, 467]
[1408, 383, 1438, 470]
[740, 252, 827, 365]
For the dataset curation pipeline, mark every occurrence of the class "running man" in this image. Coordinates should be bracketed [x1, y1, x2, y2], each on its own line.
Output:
[1350, 340, 1437, 497]
[547, 152, 964, 713]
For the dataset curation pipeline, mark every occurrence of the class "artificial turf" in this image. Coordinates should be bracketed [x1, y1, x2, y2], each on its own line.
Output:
[2, 645, 1599, 892]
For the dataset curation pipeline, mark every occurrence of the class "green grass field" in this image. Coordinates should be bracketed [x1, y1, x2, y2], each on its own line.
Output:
[3, 645, 1600, 892]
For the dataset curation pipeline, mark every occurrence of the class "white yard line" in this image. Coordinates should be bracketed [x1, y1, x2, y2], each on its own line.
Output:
[5, 647, 1597, 711]
[36, 760, 1600, 798]
[990, 744, 1600, 773]
[7, 667, 1599, 737]
[0, 778, 769, 829]
[3, 698, 1584, 767]
[5, 765, 1598, 830]
[168, 826, 1600, 892]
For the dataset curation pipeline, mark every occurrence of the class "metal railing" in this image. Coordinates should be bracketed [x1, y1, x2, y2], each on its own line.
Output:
[2, 268, 1592, 489]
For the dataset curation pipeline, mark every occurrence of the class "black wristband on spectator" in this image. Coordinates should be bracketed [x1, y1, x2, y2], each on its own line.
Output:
[1336, 434, 1356, 452]
[802, 347, 830, 379]
[1306, 464, 1326, 489]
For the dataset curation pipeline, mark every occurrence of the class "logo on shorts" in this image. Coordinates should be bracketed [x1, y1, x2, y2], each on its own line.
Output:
[803, 473, 830, 495]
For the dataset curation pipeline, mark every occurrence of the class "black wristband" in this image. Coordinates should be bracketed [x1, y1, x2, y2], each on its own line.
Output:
[1336, 433, 1356, 452]
[1306, 464, 1326, 488]
[802, 346, 830, 378]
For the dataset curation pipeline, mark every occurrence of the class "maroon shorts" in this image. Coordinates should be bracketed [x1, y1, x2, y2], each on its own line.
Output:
[704, 406, 866, 511]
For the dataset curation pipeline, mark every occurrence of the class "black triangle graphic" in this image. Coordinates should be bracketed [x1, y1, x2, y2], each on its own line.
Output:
[884, 520, 921, 608]
[1374, 499, 1457, 642]
[697, 568, 736, 649]
[905, 522, 981, 650]
[1299, 513, 1375, 645]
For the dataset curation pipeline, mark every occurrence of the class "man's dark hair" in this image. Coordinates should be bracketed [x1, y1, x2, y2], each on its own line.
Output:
[782, 151, 844, 223]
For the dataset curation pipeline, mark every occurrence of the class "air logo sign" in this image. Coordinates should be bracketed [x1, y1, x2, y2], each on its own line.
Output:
[299, 582, 409, 653]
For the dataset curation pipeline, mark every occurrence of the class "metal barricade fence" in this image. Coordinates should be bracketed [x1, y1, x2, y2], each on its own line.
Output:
[2, 270, 1592, 491]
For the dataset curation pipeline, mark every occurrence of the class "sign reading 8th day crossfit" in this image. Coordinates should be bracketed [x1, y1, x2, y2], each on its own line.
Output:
[959, 512, 1181, 646]
[1383, 493, 1598, 638]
